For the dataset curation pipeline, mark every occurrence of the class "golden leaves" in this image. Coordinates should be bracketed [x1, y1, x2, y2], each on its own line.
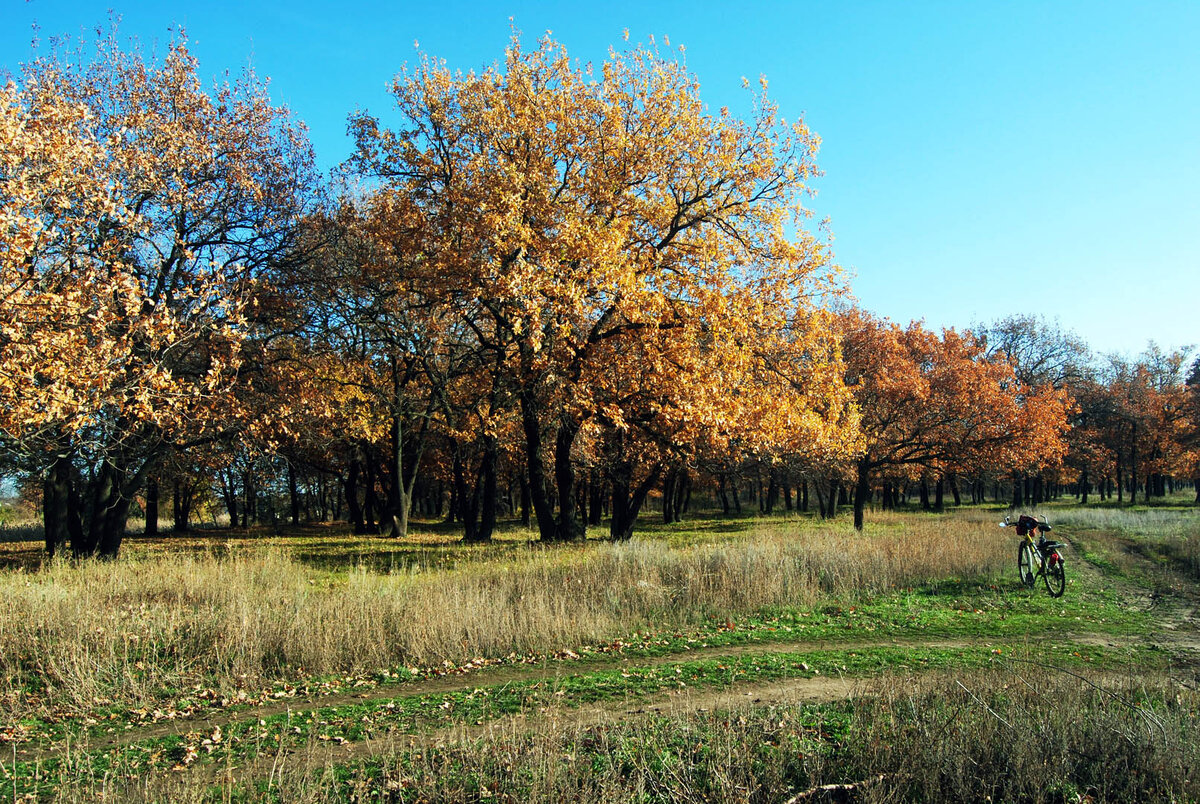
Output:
[1, 29, 317, 459]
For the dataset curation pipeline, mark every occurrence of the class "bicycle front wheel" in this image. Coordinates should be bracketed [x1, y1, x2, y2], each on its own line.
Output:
[1043, 556, 1066, 597]
[1017, 542, 1037, 588]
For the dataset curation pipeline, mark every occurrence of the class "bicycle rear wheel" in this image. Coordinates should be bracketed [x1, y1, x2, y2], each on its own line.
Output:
[1017, 542, 1037, 588]
[1043, 555, 1066, 597]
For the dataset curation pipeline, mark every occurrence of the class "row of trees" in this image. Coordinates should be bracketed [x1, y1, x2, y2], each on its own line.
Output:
[2, 31, 1196, 557]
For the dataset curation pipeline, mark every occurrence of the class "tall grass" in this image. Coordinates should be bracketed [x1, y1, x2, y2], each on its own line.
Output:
[61, 670, 1200, 803]
[0, 515, 1008, 714]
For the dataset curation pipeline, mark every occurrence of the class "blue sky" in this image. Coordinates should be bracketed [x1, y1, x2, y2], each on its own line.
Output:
[4, 0, 1197, 360]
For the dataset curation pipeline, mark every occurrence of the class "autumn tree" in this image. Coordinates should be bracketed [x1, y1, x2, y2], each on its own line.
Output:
[0, 31, 318, 557]
[349, 33, 852, 541]
[837, 309, 1070, 531]
[1099, 346, 1194, 504]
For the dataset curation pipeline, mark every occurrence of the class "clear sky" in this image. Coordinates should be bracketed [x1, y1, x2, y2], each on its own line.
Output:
[3, 0, 1197, 361]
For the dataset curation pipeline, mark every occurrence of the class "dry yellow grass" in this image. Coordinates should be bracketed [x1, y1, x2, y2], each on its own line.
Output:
[0, 512, 1010, 714]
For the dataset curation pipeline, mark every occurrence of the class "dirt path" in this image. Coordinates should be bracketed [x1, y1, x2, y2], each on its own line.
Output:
[15, 635, 974, 762]
[215, 673, 867, 786]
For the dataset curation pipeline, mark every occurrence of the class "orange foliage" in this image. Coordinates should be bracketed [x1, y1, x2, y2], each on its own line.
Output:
[837, 308, 1071, 529]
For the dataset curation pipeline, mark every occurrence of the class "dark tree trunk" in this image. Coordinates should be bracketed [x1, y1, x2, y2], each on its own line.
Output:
[662, 467, 678, 524]
[362, 457, 381, 534]
[948, 473, 961, 507]
[717, 474, 730, 515]
[800, 480, 808, 513]
[853, 460, 871, 531]
[610, 463, 663, 541]
[520, 392, 557, 541]
[44, 454, 80, 558]
[827, 478, 840, 518]
[934, 477, 944, 512]
[675, 469, 690, 520]
[765, 472, 779, 514]
[172, 476, 191, 535]
[446, 458, 460, 525]
[288, 463, 300, 526]
[385, 413, 416, 539]
[91, 461, 132, 558]
[518, 472, 531, 527]
[479, 438, 498, 540]
[463, 439, 498, 543]
[550, 417, 586, 541]
[345, 460, 367, 534]
[1129, 427, 1139, 506]
[783, 479, 793, 511]
[243, 468, 257, 527]
[919, 480, 931, 511]
[814, 480, 829, 520]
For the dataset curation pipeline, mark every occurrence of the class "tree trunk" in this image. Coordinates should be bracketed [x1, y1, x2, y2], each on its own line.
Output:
[662, 467, 678, 524]
[463, 438, 498, 543]
[43, 453, 80, 558]
[345, 460, 366, 533]
[550, 417, 586, 541]
[853, 460, 870, 531]
[386, 413, 412, 538]
[675, 469, 690, 520]
[717, 474, 730, 515]
[518, 472, 531, 527]
[813, 481, 827, 520]
[610, 463, 663, 541]
[288, 463, 300, 526]
[362, 456, 382, 534]
[172, 476, 191, 534]
[765, 472, 779, 514]
[520, 392, 558, 541]
[243, 468, 257, 527]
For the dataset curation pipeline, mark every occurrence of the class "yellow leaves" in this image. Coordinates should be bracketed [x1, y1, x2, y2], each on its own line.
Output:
[1, 28, 316, 460]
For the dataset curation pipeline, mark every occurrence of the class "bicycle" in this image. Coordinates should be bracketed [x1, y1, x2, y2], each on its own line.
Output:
[1000, 514, 1066, 597]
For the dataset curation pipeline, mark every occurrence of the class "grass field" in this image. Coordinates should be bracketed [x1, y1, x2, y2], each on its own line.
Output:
[2, 500, 1198, 802]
